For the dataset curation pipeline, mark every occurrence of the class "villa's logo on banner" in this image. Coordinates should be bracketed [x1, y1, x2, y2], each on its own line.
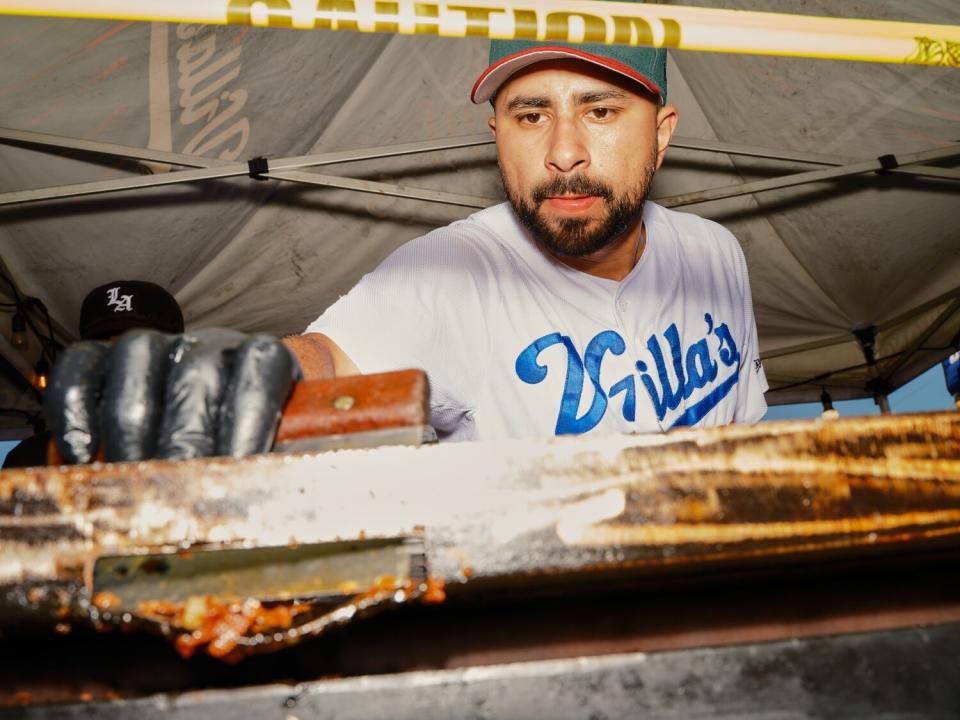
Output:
[148, 22, 251, 164]
[175, 24, 250, 160]
[106, 287, 134, 313]
[515, 314, 741, 435]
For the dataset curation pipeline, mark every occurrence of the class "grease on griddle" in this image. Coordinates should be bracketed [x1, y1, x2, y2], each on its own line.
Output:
[122, 574, 449, 662]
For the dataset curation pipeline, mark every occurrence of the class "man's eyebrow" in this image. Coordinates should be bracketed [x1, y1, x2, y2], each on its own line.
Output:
[505, 95, 551, 112]
[577, 89, 628, 104]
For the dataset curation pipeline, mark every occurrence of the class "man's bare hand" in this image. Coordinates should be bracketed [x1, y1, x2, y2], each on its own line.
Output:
[283, 332, 359, 379]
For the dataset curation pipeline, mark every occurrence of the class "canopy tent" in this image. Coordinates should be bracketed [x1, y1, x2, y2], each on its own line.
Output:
[0, 0, 958, 433]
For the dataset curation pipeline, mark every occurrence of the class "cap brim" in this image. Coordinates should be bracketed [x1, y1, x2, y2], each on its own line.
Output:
[471, 46, 663, 104]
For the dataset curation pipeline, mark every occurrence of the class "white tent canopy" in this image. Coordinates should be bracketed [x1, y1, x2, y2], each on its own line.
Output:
[1, 0, 958, 432]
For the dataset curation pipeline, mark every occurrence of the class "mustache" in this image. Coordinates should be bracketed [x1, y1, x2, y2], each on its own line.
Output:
[531, 175, 614, 205]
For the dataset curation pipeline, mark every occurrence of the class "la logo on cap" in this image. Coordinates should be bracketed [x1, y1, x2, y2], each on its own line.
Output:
[106, 286, 133, 313]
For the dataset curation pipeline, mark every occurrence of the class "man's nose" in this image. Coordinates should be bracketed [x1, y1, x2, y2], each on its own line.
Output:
[545, 118, 589, 174]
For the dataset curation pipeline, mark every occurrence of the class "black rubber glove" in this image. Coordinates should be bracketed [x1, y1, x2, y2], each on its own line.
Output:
[45, 329, 300, 464]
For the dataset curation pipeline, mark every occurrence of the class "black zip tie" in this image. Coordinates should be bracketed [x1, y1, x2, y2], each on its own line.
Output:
[876, 154, 899, 173]
[248, 156, 269, 179]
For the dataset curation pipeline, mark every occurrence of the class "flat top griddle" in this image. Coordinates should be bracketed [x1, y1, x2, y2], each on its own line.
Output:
[2, 410, 959, 711]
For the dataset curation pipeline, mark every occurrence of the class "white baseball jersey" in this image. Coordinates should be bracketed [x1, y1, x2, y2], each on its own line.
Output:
[307, 201, 768, 441]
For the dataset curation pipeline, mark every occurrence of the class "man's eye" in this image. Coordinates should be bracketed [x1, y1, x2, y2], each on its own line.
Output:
[590, 107, 614, 120]
[520, 112, 543, 124]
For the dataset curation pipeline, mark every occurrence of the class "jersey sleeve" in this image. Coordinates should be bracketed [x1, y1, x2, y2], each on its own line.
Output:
[304, 228, 493, 431]
[731, 239, 769, 424]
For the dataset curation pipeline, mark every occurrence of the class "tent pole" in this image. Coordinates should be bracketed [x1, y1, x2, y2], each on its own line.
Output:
[256, 170, 495, 208]
[3, 141, 953, 209]
[0, 129, 498, 208]
[4, 128, 956, 184]
[1, 127, 956, 208]
[876, 287, 960, 335]
[760, 287, 960, 362]
[669, 137, 960, 182]
[880, 296, 960, 382]
[0, 127, 494, 171]
[876, 394, 892, 414]
[0, 163, 496, 209]
[0, 127, 230, 170]
[656, 145, 960, 208]
[761, 294, 960, 402]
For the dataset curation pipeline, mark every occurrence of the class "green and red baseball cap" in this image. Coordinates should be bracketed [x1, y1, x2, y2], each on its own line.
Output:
[471, 18, 667, 105]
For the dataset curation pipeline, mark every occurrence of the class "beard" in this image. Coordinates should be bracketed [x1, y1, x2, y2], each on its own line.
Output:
[501, 152, 657, 258]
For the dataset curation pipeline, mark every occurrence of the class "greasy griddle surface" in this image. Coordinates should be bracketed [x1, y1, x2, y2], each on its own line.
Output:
[3, 545, 960, 705]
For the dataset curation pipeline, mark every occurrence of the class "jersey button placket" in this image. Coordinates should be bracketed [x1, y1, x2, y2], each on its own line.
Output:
[611, 293, 628, 338]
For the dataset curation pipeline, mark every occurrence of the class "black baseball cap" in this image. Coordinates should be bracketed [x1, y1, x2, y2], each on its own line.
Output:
[79, 280, 184, 340]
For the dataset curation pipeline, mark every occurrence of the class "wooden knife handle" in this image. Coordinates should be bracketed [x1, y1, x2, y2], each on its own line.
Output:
[276, 369, 430, 443]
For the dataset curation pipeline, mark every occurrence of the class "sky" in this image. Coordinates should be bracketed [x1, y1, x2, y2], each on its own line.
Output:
[1, 364, 955, 467]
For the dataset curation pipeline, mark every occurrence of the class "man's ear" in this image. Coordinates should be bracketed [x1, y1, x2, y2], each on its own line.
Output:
[654, 104, 679, 171]
[487, 115, 497, 138]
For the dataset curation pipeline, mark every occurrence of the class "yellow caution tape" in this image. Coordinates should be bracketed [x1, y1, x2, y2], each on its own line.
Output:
[1, 0, 958, 67]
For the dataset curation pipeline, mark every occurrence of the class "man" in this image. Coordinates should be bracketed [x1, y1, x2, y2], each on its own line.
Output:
[48, 37, 766, 462]
[3, 280, 183, 468]
[289, 38, 767, 440]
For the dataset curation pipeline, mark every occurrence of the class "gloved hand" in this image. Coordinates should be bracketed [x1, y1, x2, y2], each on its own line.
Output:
[45, 328, 300, 464]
